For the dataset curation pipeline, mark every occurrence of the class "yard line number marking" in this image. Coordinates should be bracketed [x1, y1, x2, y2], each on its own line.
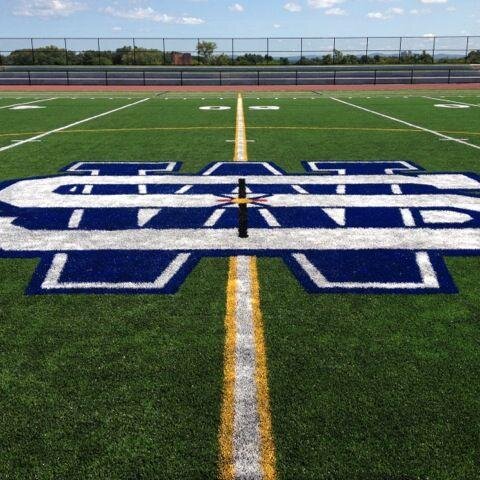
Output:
[0, 98, 150, 153]
[219, 94, 276, 480]
[329, 96, 480, 151]
[422, 96, 480, 108]
[0, 97, 57, 110]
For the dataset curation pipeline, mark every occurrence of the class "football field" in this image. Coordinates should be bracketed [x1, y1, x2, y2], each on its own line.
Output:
[0, 89, 479, 479]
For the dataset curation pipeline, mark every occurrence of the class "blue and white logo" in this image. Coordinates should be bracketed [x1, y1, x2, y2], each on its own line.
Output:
[0, 160, 478, 294]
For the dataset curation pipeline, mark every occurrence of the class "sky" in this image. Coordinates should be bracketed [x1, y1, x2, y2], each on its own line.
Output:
[0, 0, 478, 39]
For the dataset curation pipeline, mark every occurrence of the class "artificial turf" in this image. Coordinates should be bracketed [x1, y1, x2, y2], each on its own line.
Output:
[0, 90, 479, 479]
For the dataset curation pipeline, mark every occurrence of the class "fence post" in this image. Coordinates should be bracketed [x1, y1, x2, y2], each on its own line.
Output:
[432, 36, 436, 63]
[180, 70, 183, 86]
[97, 38, 101, 65]
[219, 70, 222, 86]
[410, 68, 414, 84]
[295, 70, 298, 86]
[448, 68, 451, 84]
[133, 37, 136, 65]
[333, 37, 336, 64]
[31, 38, 35, 65]
[143, 70, 146, 86]
[105, 70, 108, 86]
[231, 38, 234, 64]
[333, 69, 337, 85]
[300, 37, 303, 60]
[66, 70, 69, 86]
[366, 37, 369, 59]
[373, 69, 377, 85]
[465, 36, 470, 63]
[398, 37, 402, 62]
[163, 38, 166, 65]
[28, 70, 31, 86]
[257, 70, 260, 86]
[266, 37, 269, 63]
[64, 38, 68, 65]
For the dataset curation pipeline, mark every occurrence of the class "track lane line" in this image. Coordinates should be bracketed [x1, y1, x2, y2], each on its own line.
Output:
[0, 97, 150, 153]
[329, 96, 480, 151]
[0, 97, 57, 110]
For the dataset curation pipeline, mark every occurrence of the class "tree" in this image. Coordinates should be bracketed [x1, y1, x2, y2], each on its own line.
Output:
[77, 50, 113, 65]
[118, 47, 163, 65]
[467, 50, 480, 63]
[197, 41, 217, 63]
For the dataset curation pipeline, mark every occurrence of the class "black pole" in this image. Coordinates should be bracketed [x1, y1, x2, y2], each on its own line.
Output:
[238, 178, 248, 239]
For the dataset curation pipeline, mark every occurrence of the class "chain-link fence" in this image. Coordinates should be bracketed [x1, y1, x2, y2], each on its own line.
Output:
[1, 36, 479, 66]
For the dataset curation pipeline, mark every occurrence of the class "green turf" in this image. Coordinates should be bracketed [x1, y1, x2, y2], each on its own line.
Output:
[0, 91, 479, 479]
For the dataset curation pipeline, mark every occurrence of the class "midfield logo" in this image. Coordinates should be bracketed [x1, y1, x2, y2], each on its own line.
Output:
[0, 161, 478, 294]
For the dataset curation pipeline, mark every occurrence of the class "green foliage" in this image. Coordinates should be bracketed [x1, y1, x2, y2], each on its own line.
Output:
[197, 41, 217, 63]
[2, 44, 479, 66]
[466, 49, 480, 63]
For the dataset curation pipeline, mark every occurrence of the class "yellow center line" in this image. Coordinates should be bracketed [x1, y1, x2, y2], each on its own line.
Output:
[1, 126, 480, 139]
[251, 257, 276, 480]
[219, 94, 276, 480]
[219, 257, 237, 480]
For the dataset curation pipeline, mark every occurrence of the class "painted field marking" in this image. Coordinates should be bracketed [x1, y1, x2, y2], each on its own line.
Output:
[3, 125, 480, 139]
[0, 98, 149, 153]
[234, 94, 248, 162]
[434, 104, 470, 109]
[423, 96, 480, 108]
[329, 96, 480, 151]
[219, 93, 276, 480]
[440, 138, 470, 142]
[0, 97, 57, 110]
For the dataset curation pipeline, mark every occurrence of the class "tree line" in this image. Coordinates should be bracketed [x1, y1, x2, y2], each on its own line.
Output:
[1, 42, 479, 66]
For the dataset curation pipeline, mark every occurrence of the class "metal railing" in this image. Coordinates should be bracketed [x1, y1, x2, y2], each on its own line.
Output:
[1, 66, 479, 86]
[0, 36, 479, 66]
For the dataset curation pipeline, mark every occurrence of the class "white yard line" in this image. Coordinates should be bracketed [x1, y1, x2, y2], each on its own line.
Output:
[0, 97, 57, 110]
[0, 98, 150, 153]
[329, 96, 480, 151]
[422, 96, 480, 108]
[232, 255, 262, 479]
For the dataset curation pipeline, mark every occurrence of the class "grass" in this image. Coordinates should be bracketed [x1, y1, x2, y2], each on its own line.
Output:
[0, 90, 479, 479]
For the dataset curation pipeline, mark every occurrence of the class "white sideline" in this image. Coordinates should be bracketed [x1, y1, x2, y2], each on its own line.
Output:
[422, 96, 480, 108]
[0, 97, 150, 153]
[329, 96, 480, 151]
[0, 97, 57, 110]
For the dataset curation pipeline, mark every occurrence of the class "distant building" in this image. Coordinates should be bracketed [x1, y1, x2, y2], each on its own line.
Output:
[172, 53, 192, 66]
